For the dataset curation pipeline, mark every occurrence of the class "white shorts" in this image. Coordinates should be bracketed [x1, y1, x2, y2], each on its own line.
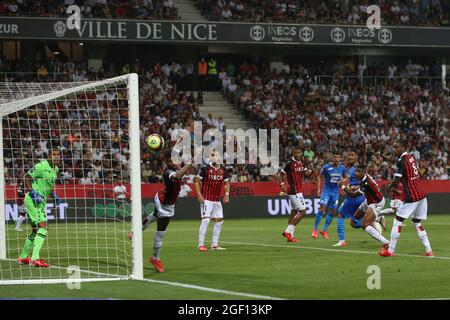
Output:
[289, 193, 306, 211]
[358, 198, 385, 217]
[396, 198, 428, 220]
[390, 199, 404, 209]
[154, 193, 175, 218]
[200, 200, 223, 219]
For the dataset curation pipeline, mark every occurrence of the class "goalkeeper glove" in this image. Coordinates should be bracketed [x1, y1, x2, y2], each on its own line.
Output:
[50, 191, 62, 206]
[29, 190, 43, 205]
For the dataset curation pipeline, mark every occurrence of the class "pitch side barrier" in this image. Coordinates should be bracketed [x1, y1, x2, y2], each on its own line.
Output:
[3, 181, 450, 222]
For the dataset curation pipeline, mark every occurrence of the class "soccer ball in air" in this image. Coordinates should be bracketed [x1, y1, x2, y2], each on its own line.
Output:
[146, 134, 165, 152]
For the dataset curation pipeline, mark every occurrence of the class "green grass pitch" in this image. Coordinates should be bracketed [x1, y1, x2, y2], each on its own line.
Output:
[1, 215, 450, 300]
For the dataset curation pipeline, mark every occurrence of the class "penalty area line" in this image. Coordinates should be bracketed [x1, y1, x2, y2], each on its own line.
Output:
[221, 241, 450, 261]
[139, 278, 286, 300]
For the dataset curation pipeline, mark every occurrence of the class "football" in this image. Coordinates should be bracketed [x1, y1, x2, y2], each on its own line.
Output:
[145, 134, 165, 152]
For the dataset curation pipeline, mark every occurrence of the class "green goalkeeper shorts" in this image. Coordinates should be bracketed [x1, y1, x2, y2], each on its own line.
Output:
[24, 193, 47, 225]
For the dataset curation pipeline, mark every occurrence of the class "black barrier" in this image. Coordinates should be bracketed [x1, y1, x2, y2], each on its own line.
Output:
[4, 194, 449, 222]
[2, 17, 450, 47]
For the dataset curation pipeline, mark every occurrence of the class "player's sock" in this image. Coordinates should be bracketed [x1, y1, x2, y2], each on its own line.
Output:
[388, 219, 402, 253]
[211, 221, 224, 247]
[15, 215, 26, 230]
[337, 217, 345, 241]
[380, 208, 395, 215]
[285, 224, 295, 236]
[413, 222, 432, 253]
[322, 213, 334, 231]
[152, 230, 166, 260]
[20, 231, 36, 259]
[31, 228, 47, 261]
[364, 225, 389, 245]
[142, 212, 157, 230]
[314, 213, 323, 231]
[198, 218, 210, 247]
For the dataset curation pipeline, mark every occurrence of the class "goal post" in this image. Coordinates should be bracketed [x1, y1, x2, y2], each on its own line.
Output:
[0, 73, 143, 285]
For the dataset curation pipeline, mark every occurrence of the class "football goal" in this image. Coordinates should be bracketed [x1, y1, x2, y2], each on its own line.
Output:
[0, 73, 143, 285]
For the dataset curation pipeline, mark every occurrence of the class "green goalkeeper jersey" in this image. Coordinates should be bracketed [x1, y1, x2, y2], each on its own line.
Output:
[27, 160, 59, 199]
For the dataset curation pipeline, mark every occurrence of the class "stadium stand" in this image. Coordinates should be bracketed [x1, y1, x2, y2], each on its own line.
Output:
[2, 1, 448, 26]
[221, 59, 449, 180]
[1, 56, 449, 183]
[0, 0, 179, 20]
[194, 0, 450, 26]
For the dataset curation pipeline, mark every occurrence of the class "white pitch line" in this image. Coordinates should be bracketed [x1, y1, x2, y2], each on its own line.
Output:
[139, 278, 285, 300]
[221, 241, 450, 261]
[3, 258, 128, 279]
[3, 258, 285, 299]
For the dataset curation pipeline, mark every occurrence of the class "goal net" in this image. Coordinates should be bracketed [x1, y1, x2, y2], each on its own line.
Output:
[0, 74, 143, 285]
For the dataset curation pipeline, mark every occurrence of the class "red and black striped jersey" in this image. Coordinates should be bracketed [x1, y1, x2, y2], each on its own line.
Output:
[17, 182, 25, 206]
[395, 152, 426, 203]
[358, 174, 383, 204]
[158, 169, 181, 205]
[281, 158, 307, 195]
[197, 164, 228, 202]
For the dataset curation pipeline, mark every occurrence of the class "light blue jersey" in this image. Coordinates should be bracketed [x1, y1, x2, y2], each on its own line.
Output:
[347, 166, 361, 186]
[321, 163, 346, 192]
[319, 163, 346, 209]
[338, 164, 365, 219]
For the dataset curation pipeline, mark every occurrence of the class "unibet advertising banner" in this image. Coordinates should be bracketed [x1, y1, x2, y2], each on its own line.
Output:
[4, 194, 449, 223]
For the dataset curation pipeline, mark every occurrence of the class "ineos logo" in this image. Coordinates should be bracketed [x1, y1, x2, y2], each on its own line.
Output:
[331, 27, 345, 43]
[378, 28, 392, 44]
[299, 26, 314, 42]
[249, 25, 265, 41]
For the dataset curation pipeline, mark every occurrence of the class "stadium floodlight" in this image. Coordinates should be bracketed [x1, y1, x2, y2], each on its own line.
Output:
[0, 74, 143, 285]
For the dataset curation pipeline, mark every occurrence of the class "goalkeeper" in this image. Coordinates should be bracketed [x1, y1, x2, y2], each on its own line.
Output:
[17, 149, 62, 268]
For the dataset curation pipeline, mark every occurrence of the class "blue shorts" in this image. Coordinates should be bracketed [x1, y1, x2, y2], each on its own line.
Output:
[338, 195, 365, 219]
[319, 188, 340, 210]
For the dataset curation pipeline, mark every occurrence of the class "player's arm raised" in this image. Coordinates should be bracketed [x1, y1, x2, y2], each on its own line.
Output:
[172, 162, 194, 180]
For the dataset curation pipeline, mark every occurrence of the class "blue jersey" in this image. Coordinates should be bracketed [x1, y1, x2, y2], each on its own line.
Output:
[320, 163, 346, 192]
[347, 165, 361, 186]
[339, 164, 365, 218]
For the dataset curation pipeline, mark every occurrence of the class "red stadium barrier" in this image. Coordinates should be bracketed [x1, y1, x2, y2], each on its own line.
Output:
[4, 180, 450, 200]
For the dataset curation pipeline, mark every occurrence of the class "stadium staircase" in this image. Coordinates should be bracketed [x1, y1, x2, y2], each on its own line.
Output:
[199, 92, 253, 131]
[177, 0, 205, 21]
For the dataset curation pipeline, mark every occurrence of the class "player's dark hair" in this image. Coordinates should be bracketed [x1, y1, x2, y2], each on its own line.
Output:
[356, 164, 367, 171]
[49, 148, 60, 156]
[293, 146, 302, 152]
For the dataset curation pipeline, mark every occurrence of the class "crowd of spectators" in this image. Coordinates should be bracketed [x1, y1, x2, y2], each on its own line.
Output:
[2, 55, 449, 186]
[2, 0, 450, 27]
[0, 0, 179, 20]
[2, 57, 205, 185]
[221, 59, 450, 181]
[195, 0, 450, 26]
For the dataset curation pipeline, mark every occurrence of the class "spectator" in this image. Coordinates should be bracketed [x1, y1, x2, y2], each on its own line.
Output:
[198, 57, 208, 91]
